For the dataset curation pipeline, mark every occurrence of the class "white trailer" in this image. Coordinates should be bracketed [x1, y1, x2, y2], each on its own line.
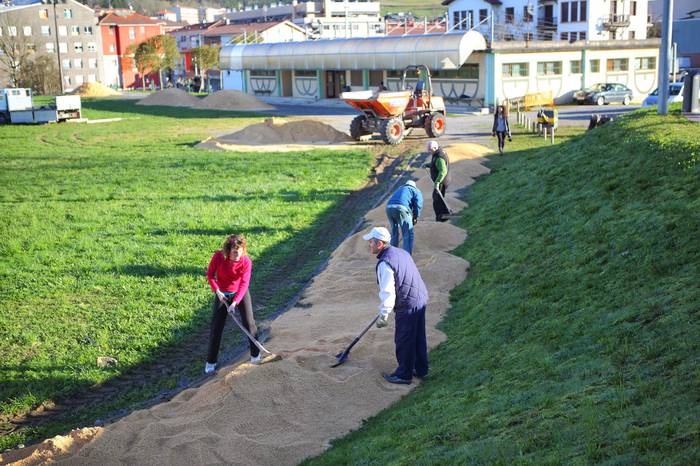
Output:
[0, 88, 81, 124]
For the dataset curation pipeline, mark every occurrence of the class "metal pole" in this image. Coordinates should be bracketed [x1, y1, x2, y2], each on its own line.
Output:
[672, 42, 677, 82]
[53, 0, 64, 94]
[657, 0, 673, 115]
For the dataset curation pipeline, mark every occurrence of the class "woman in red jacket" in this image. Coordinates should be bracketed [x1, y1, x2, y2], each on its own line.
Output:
[205, 234, 259, 374]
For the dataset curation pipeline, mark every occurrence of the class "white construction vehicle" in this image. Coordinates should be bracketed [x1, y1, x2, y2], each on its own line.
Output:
[0, 88, 81, 124]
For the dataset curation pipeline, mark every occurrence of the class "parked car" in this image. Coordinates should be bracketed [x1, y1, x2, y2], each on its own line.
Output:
[574, 83, 633, 105]
[641, 82, 684, 107]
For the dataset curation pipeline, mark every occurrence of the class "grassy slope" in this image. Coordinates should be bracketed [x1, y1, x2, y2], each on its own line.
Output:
[305, 107, 700, 464]
[0, 100, 372, 449]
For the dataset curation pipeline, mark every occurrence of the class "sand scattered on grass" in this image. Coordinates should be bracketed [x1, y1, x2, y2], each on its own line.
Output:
[194, 90, 273, 111]
[0, 428, 102, 466]
[9, 143, 492, 466]
[70, 83, 120, 97]
[136, 88, 201, 107]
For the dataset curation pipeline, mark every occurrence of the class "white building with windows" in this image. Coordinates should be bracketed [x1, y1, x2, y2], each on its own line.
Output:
[444, 0, 649, 41]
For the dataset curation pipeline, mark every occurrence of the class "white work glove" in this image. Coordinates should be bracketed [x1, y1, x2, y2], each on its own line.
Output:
[376, 314, 389, 328]
[215, 289, 226, 303]
[434, 181, 441, 190]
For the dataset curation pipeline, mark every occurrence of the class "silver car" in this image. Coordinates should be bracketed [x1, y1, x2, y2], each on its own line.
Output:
[574, 83, 633, 106]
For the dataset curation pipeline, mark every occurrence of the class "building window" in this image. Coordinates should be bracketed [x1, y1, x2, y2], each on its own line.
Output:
[87, 42, 96, 52]
[537, 61, 562, 75]
[295, 70, 316, 77]
[524, 32, 534, 41]
[523, 6, 533, 22]
[607, 58, 629, 71]
[39, 8, 49, 19]
[580, 1, 587, 20]
[129, 28, 135, 39]
[27, 43, 35, 52]
[62, 59, 71, 69]
[570, 60, 581, 73]
[88, 58, 97, 68]
[250, 70, 276, 77]
[8, 26, 17, 36]
[502, 62, 529, 77]
[452, 11, 460, 30]
[41, 25, 50, 36]
[59, 42, 67, 53]
[635, 56, 656, 70]
[629, 30, 636, 39]
[109, 26, 115, 35]
[505, 7, 515, 23]
[71, 25, 80, 35]
[59, 25, 67, 36]
[571, 1, 579, 21]
[64, 76, 71, 86]
[83, 26, 93, 35]
[74, 42, 83, 52]
[432, 64, 479, 79]
[579, 31, 586, 40]
[63, 9, 73, 18]
[23, 26, 32, 36]
[46, 42, 55, 53]
[479, 9, 488, 23]
[74, 58, 83, 68]
[631, 1, 637, 15]
[75, 75, 84, 85]
[561, 2, 569, 22]
[560, 32, 569, 40]
[589, 59, 600, 72]
[109, 44, 115, 53]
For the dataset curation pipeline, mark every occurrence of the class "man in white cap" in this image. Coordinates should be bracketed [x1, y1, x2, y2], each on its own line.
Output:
[425, 140, 451, 222]
[385, 179, 423, 255]
[362, 226, 429, 384]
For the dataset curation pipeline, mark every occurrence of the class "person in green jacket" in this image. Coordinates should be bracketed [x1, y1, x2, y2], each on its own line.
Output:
[425, 140, 451, 222]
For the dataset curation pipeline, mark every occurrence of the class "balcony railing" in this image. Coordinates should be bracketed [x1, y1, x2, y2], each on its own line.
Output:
[602, 14, 631, 29]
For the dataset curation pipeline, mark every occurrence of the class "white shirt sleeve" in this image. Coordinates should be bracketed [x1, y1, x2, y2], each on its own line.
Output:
[377, 261, 396, 318]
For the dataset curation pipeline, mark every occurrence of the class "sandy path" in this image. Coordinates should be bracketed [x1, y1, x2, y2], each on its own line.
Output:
[1, 143, 491, 466]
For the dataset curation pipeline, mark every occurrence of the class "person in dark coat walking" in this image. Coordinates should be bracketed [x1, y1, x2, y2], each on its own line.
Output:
[492, 105, 512, 154]
[425, 140, 451, 222]
[363, 226, 429, 385]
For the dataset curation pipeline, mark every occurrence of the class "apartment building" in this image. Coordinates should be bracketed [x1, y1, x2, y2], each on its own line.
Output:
[98, 11, 165, 89]
[444, 0, 649, 41]
[157, 6, 227, 25]
[0, 0, 102, 91]
[223, 0, 385, 39]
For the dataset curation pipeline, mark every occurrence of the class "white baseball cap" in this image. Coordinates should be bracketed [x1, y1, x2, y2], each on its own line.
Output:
[405, 180, 416, 188]
[427, 140, 439, 152]
[362, 226, 391, 243]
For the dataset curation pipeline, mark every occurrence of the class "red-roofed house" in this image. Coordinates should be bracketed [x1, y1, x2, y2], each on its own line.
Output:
[169, 21, 222, 79]
[99, 12, 166, 89]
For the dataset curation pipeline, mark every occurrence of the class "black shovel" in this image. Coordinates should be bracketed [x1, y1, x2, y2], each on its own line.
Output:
[331, 313, 381, 367]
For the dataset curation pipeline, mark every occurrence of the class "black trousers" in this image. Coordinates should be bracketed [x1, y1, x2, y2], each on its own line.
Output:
[496, 131, 507, 151]
[432, 182, 450, 221]
[206, 289, 259, 363]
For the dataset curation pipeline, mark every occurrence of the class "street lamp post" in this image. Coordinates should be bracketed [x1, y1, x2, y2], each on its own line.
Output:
[52, 0, 64, 94]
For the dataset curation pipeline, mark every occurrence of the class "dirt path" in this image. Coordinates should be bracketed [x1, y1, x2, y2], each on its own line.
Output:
[1, 143, 492, 466]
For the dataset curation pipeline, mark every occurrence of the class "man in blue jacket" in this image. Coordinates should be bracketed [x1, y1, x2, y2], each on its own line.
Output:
[385, 180, 423, 255]
[363, 226, 429, 385]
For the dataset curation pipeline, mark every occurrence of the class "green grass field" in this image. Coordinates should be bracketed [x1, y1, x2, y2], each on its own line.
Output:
[0, 100, 373, 450]
[306, 106, 700, 464]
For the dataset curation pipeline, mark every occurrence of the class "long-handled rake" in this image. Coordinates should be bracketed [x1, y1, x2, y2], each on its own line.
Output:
[331, 313, 381, 368]
[226, 303, 282, 364]
[424, 167, 453, 216]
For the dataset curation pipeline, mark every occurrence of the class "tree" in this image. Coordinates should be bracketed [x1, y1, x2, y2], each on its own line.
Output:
[18, 55, 60, 95]
[190, 44, 220, 92]
[148, 34, 180, 89]
[0, 14, 34, 87]
[129, 40, 159, 89]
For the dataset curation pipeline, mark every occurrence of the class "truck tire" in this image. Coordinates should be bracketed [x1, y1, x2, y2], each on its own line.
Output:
[350, 115, 369, 140]
[424, 113, 446, 138]
[381, 117, 405, 145]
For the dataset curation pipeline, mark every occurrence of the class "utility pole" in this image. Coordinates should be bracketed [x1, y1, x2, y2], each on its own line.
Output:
[52, 0, 64, 94]
[657, 0, 673, 115]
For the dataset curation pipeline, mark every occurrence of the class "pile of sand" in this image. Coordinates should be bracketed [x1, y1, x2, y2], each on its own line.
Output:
[194, 90, 273, 111]
[217, 118, 352, 145]
[136, 88, 201, 107]
[70, 82, 120, 97]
